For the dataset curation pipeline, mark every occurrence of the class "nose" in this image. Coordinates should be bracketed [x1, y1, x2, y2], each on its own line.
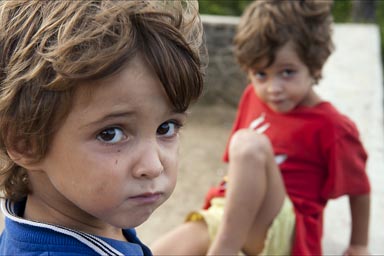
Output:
[132, 140, 164, 179]
[267, 78, 283, 94]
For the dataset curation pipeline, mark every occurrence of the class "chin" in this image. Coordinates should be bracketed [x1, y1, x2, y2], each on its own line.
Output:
[132, 206, 158, 227]
[118, 216, 151, 229]
[271, 106, 292, 113]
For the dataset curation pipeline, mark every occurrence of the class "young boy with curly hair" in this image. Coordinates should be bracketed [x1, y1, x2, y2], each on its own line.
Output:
[0, 0, 204, 255]
[151, 1, 370, 255]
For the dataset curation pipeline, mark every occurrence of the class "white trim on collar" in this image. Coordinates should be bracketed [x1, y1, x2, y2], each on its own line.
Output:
[1, 199, 124, 255]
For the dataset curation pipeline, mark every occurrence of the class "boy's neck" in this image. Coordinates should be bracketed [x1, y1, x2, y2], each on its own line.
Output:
[299, 88, 322, 108]
[24, 192, 127, 242]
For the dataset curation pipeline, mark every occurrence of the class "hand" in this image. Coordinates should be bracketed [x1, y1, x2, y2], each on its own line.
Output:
[343, 245, 370, 256]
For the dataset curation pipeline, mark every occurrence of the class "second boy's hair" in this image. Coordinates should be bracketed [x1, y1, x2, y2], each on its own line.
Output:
[0, 0, 204, 202]
[234, 0, 334, 82]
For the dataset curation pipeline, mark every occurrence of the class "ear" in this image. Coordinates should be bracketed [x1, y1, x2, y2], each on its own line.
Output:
[6, 147, 42, 171]
[247, 69, 254, 82]
[313, 69, 322, 80]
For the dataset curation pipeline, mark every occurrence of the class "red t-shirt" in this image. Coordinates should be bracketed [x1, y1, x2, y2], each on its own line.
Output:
[214, 85, 370, 255]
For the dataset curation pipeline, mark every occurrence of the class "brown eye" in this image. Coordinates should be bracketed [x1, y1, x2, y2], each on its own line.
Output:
[281, 69, 296, 78]
[97, 128, 125, 143]
[157, 121, 181, 137]
[254, 72, 267, 80]
[157, 122, 171, 135]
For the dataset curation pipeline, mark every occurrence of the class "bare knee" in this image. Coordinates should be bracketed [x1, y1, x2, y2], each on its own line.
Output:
[229, 129, 273, 163]
[150, 221, 210, 255]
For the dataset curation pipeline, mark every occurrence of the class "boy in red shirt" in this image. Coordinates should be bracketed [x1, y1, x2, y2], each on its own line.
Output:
[151, 0, 370, 255]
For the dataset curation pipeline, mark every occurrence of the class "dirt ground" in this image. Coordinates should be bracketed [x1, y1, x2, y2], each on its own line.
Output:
[136, 101, 237, 245]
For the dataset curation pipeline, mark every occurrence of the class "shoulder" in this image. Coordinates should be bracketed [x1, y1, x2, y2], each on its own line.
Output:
[305, 102, 360, 137]
[0, 219, 94, 255]
[0, 199, 96, 254]
[306, 103, 366, 159]
[237, 84, 264, 111]
[0, 198, 151, 255]
[320, 102, 358, 135]
[0, 220, 151, 255]
[240, 84, 256, 101]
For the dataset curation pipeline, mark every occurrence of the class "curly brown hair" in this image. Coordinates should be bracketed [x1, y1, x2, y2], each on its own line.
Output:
[234, 0, 334, 82]
[0, 0, 205, 202]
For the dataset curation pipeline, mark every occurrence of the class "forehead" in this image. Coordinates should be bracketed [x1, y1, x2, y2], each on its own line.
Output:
[57, 55, 177, 135]
[274, 42, 302, 63]
[254, 42, 304, 70]
[70, 57, 169, 117]
[73, 57, 158, 103]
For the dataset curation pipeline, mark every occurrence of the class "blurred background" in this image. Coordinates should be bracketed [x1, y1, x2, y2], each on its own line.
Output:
[195, 0, 384, 107]
[138, 1, 384, 254]
[199, 0, 384, 67]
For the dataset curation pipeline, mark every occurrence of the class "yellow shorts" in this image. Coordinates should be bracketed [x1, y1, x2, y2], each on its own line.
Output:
[186, 197, 295, 256]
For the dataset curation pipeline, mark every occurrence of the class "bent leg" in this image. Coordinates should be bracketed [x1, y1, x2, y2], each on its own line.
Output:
[150, 220, 210, 255]
[208, 130, 286, 255]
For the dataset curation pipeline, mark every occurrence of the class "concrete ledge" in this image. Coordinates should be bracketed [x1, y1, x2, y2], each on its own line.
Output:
[202, 14, 240, 25]
[317, 24, 383, 255]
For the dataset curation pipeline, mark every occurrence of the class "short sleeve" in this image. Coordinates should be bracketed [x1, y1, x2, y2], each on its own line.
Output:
[321, 125, 370, 199]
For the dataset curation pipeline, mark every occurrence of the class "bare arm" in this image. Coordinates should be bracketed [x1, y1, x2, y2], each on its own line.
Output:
[343, 194, 370, 256]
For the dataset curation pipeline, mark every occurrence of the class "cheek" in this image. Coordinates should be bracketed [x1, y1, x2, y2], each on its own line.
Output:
[43, 149, 84, 189]
[162, 143, 180, 185]
[252, 85, 267, 100]
[166, 145, 179, 173]
[55, 150, 122, 199]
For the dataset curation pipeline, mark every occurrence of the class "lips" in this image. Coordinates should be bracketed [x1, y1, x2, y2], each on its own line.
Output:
[269, 98, 284, 104]
[129, 192, 162, 204]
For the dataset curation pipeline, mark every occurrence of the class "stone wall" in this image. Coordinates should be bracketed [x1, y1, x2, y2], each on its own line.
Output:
[200, 15, 246, 107]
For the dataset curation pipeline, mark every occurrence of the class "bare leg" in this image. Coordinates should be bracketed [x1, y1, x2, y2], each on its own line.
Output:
[150, 220, 210, 255]
[208, 130, 286, 255]
[152, 129, 286, 255]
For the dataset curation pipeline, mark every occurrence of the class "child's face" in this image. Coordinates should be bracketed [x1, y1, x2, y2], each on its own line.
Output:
[248, 42, 320, 113]
[32, 55, 183, 233]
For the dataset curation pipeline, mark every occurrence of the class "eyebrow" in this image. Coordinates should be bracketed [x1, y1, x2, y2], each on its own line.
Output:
[82, 111, 135, 129]
[276, 61, 298, 67]
[82, 109, 185, 129]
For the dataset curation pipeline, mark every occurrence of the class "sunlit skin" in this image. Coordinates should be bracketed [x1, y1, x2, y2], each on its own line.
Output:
[249, 41, 322, 113]
[19, 55, 184, 241]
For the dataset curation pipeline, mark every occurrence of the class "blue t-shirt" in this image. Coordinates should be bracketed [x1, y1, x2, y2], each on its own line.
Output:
[0, 199, 152, 255]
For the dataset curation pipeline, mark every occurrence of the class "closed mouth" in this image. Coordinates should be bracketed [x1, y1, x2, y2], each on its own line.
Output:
[270, 99, 284, 104]
[130, 192, 162, 204]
